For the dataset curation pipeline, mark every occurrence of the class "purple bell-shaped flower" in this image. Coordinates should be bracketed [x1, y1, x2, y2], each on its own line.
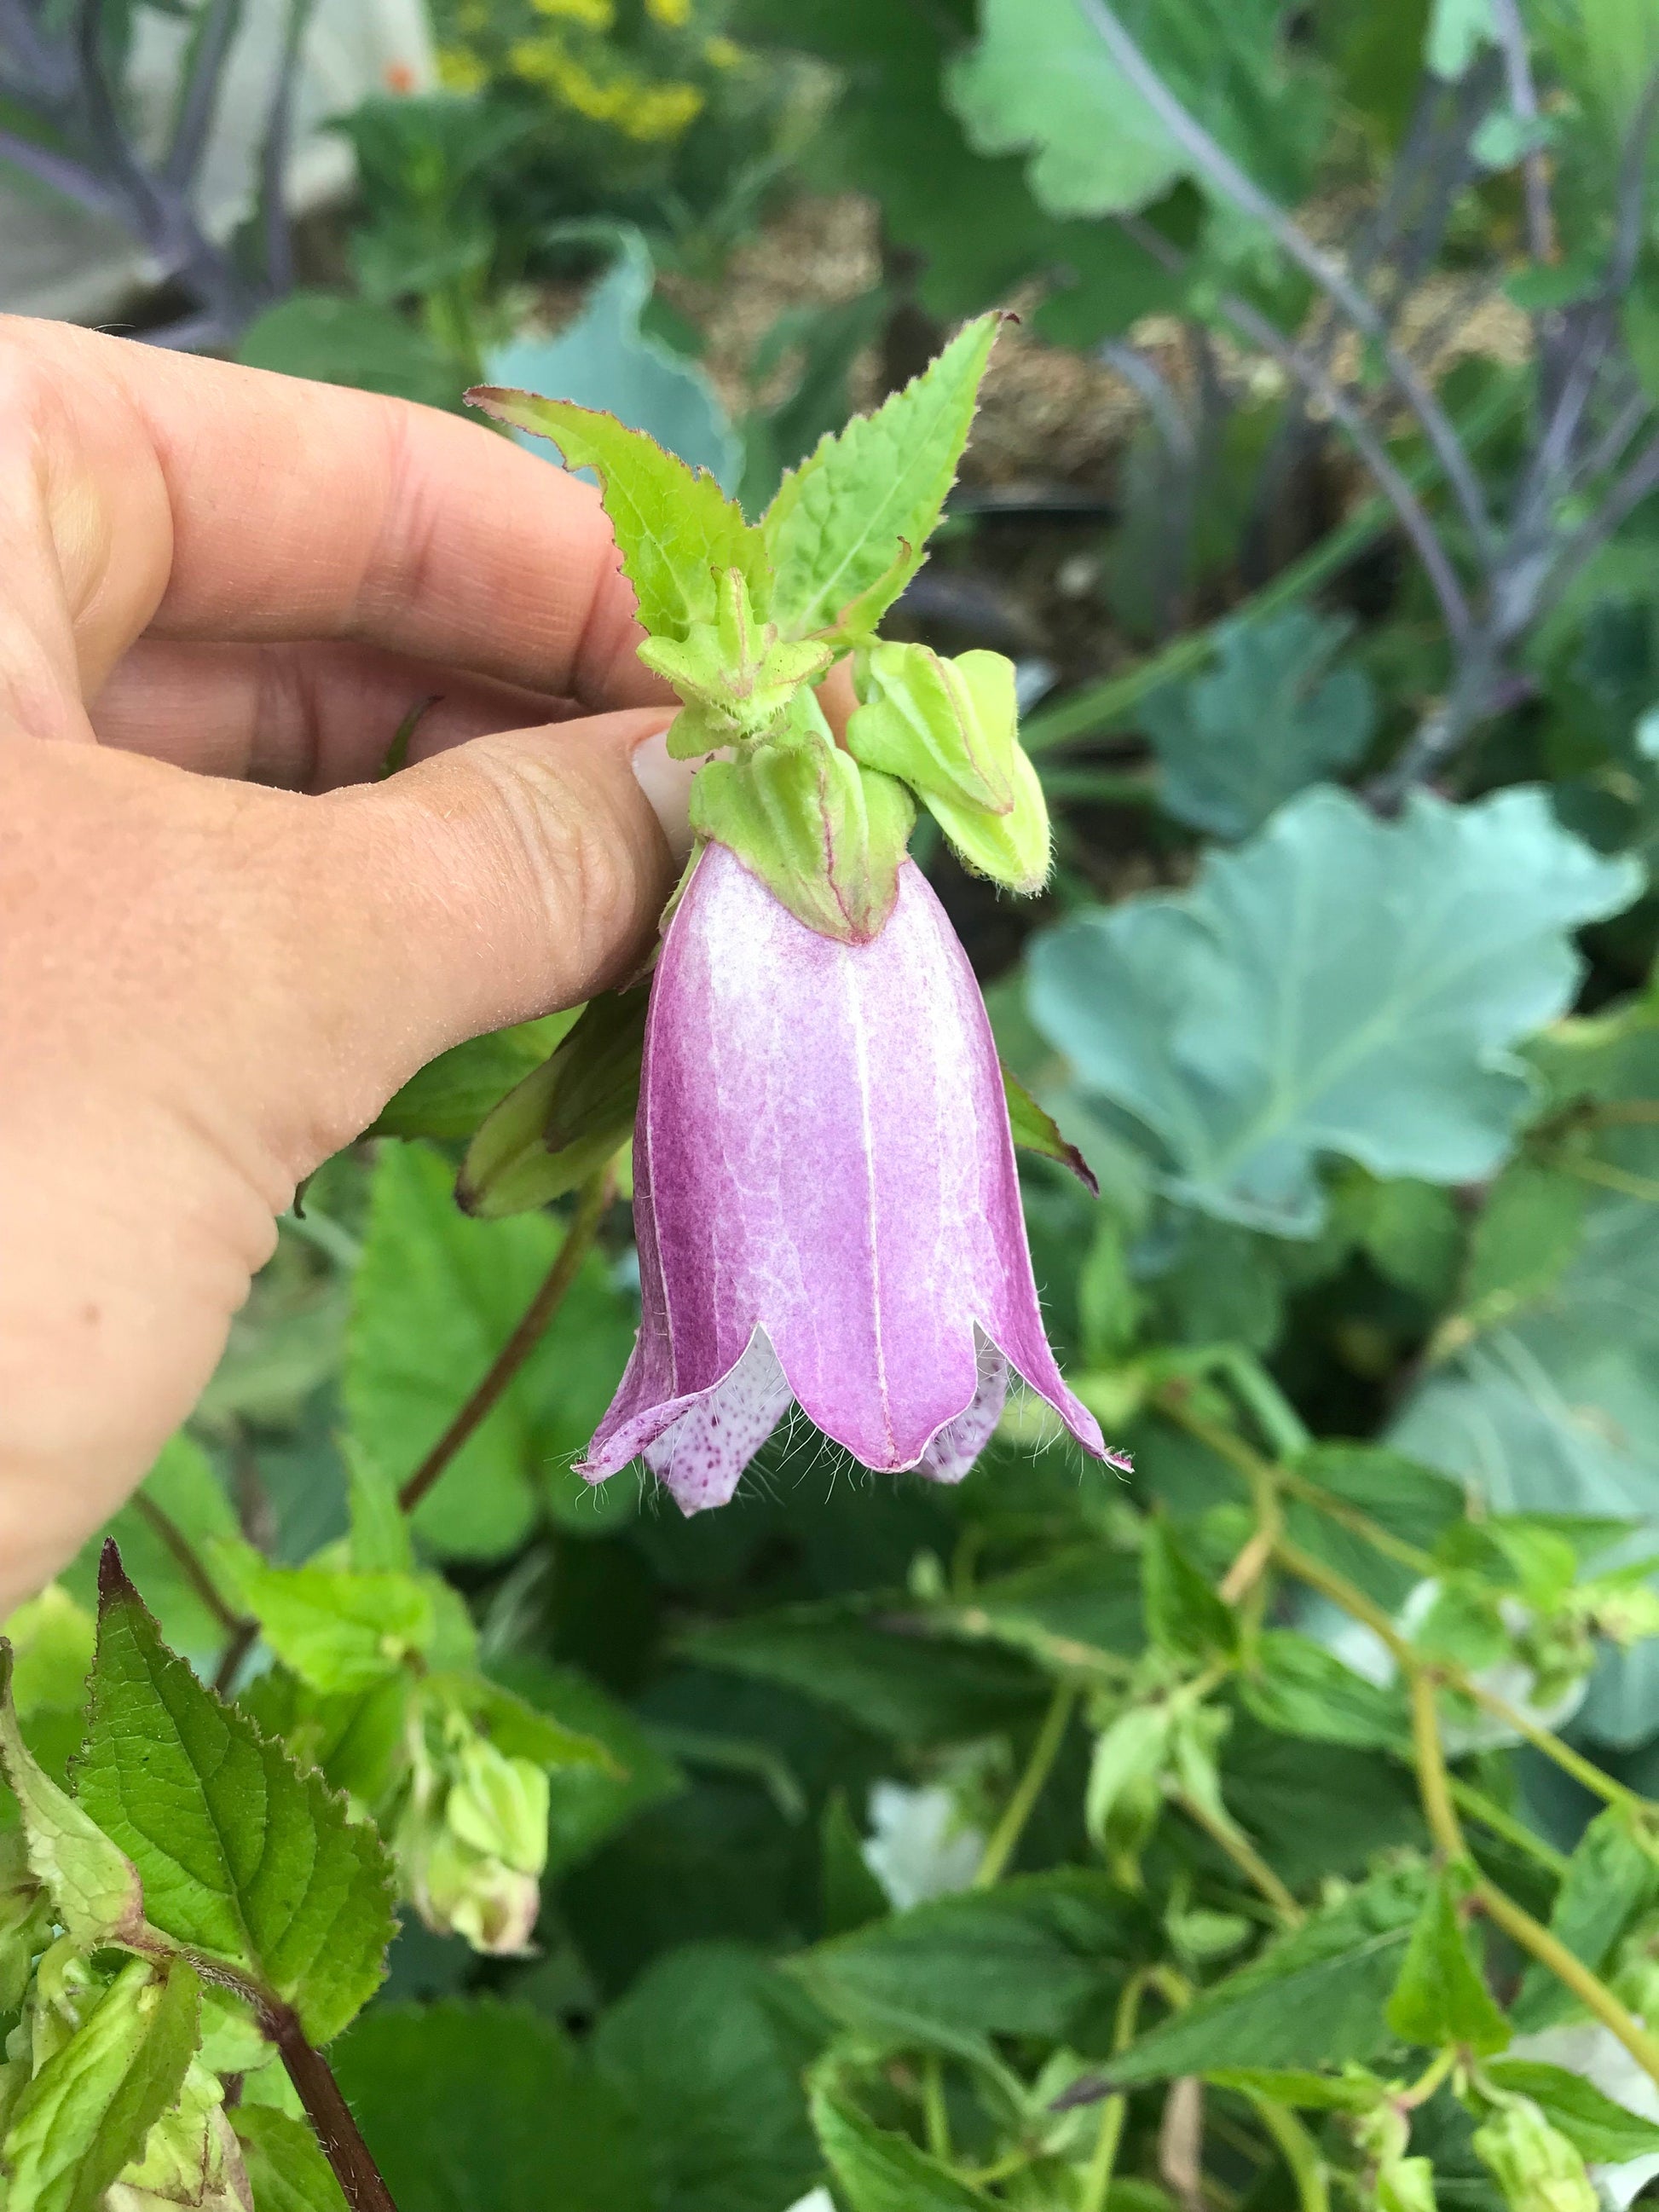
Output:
[580, 841, 1122, 1514]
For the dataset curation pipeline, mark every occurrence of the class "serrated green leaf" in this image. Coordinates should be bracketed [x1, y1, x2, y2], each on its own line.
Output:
[371, 1013, 579, 1144]
[211, 1551, 432, 1696]
[593, 1945, 826, 2212]
[230, 2106, 346, 2212]
[344, 1142, 636, 1556]
[235, 1670, 412, 1816]
[763, 313, 1000, 641]
[466, 389, 760, 641]
[1485, 2055, 1659, 2164]
[1141, 611, 1377, 841]
[1385, 1869, 1511, 2055]
[1142, 1522, 1236, 1662]
[1109, 1867, 1426, 2082]
[3, 1956, 199, 2212]
[331, 2000, 653, 2212]
[1241, 1631, 1411, 1751]
[0, 1645, 146, 1947]
[75, 1554, 395, 2045]
[1028, 788, 1639, 1234]
[811, 2086, 996, 2211]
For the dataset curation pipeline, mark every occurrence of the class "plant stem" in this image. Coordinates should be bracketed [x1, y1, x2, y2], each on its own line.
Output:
[1246, 2097, 1330, 2212]
[974, 1681, 1077, 1886]
[1449, 1777, 1570, 1878]
[398, 1166, 615, 1516]
[1476, 1880, 1659, 2088]
[130, 1493, 251, 1644]
[263, 1999, 399, 2212]
[921, 2053, 951, 2162]
[1168, 1787, 1305, 1926]
[1408, 1668, 1466, 1861]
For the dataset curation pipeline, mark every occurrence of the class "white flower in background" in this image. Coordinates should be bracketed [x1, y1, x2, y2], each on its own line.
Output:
[1511, 2023, 1659, 2210]
[781, 2193, 836, 2212]
[1303, 1585, 1589, 1754]
[860, 1782, 986, 1911]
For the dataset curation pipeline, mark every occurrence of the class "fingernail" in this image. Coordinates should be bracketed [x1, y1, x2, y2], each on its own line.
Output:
[631, 725, 697, 863]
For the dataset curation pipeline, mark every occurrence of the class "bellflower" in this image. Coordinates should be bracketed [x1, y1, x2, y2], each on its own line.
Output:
[579, 842, 1119, 1513]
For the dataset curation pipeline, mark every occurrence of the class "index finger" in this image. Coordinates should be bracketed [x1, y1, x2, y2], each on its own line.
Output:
[0, 316, 662, 723]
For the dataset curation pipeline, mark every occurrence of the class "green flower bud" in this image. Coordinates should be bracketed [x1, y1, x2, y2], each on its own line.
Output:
[413, 1828, 541, 1957]
[639, 568, 831, 755]
[1376, 2155, 1438, 2212]
[1472, 2099, 1598, 2212]
[445, 1737, 550, 1878]
[847, 642, 1050, 892]
[1084, 1703, 1172, 1858]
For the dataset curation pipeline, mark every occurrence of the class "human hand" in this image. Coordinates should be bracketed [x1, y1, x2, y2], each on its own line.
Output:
[0, 316, 695, 1607]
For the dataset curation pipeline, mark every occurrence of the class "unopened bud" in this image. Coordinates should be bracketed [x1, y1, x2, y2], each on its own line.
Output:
[1471, 2099, 1597, 2212]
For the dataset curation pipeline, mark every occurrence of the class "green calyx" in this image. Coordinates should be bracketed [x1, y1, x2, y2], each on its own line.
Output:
[690, 694, 915, 944]
[847, 641, 1051, 893]
[639, 567, 833, 759]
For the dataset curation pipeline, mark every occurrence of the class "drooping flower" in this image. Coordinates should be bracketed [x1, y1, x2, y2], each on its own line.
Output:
[579, 840, 1120, 1514]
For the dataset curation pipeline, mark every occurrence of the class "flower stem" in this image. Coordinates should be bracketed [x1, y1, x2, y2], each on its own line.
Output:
[1449, 1777, 1570, 1879]
[263, 1998, 398, 2212]
[398, 1165, 616, 1516]
[1167, 1786, 1304, 1926]
[974, 1681, 1077, 1887]
[921, 2054, 951, 2163]
[130, 1493, 251, 1643]
[1246, 2097, 1329, 2212]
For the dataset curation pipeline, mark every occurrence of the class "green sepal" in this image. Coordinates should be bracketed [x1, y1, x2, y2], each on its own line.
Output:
[847, 643, 1050, 892]
[458, 986, 647, 1220]
[638, 568, 832, 755]
[689, 704, 916, 944]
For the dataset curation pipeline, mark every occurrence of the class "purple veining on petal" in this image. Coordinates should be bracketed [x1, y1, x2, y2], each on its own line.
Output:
[579, 841, 1121, 1511]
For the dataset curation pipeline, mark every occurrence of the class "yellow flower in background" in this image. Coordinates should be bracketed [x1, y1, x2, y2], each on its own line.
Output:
[702, 35, 743, 70]
[529, 0, 616, 25]
[645, 0, 692, 25]
[436, 43, 488, 93]
[625, 80, 704, 140]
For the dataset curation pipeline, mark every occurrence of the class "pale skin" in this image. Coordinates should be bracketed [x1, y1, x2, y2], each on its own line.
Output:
[0, 315, 713, 1610]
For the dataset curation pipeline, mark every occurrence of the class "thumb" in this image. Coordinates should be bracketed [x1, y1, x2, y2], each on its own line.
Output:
[266, 707, 691, 1174]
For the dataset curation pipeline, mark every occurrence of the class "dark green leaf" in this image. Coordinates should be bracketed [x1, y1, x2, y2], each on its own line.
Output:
[1142, 1522, 1236, 1663]
[75, 1551, 395, 2044]
[1282, 1445, 1465, 1610]
[593, 1944, 827, 2212]
[1483, 2057, 1659, 2163]
[1241, 1631, 1410, 1750]
[1109, 1868, 1427, 2083]
[230, 2107, 348, 2212]
[457, 989, 647, 1220]
[812, 2086, 995, 2210]
[332, 2000, 654, 2212]
[1385, 1869, 1511, 2056]
[1512, 1809, 1659, 2032]
[237, 294, 463, 410]
[372, 1014, 578, 1144]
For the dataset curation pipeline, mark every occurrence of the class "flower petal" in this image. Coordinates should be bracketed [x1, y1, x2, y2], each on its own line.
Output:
[919, 1335, 1008, 1484]
[642, 1329, 792, 1514]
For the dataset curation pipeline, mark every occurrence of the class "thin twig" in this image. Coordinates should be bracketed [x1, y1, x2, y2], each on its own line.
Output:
[1167, 1783, 1305, 1925]
[163, 0, 240, 191]
[1079, 0, 1496, 561]
[1535, 428, 1659, 621]
[1488, 0, 1556, 265]
[398, 1165, 616, 1516]
[130, 1493, 251, 1643]
[974, 1680, 1077, 1886]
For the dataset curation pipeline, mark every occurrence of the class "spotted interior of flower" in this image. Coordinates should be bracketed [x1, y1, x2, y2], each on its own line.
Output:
[918, 1331, 1009, 1484]
[643, 1329, 793, 1513]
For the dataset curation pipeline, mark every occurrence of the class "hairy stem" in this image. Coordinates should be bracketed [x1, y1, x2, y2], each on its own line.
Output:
[263, 2000, 399, 2212]
[130, 1493, 251, 1644]
[974, 1681, 1077, 1886]
[398, 1166, 616, 1516]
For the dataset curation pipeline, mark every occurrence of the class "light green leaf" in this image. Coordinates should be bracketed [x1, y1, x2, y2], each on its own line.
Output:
[1202, 2065, 1383, 2110]
[1385, 1868, 1511, 2055]
[811, 2086, 996, 2211]
[1241, 1631, 1411, 1751]
[1425, 0, 1495, 78]
[1142, 611, 1377, 841]
[1458, 1164, 1588, 1334]
[211, 1551, 432, 1696]
[75, 1553, 395, 2044]
[3, 1585, 95, 1723]
[421, 1672, 614, 1776]
[345, 1451, 413, 1578]
[3, 1956, 199, 2212]
[344, 1142, 636, 1556]
[1142, 1522, 1236, 1662]
[485, 1659, 683, 1879]
[1512, 1809, 1659, 2032]
[372, 1013, 579, 1144]
[1485, 2057, 1659, 2164]
[466, 389, 759, 642]
[1002, 1066, 1099, 1193]
[1026, 787, 1639, 1234]
[945, 0, 1325, 219]
[0, 1645, 146, 1948]
[763, 313, 1000, 642]
[230, 2107, 346, 2212]
[1110, 1868, 1427, 2082]
[593, 1945, 826, 2212]
[330, 2000, 652, 2212]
